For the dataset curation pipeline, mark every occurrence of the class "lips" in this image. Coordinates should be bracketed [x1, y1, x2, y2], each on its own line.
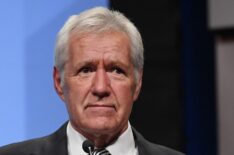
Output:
[85, 102, 116, 111]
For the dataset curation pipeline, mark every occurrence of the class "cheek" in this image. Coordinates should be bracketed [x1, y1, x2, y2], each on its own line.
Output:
[112, 82, 135, 109]
[66, 77, 92, 94]
[63, 79, 92, 110]
[116, 87, 134, 124]
[64, 84, 91, 125]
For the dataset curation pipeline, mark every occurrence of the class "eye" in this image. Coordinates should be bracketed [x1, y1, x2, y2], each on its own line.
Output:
[78, 66, 94, 75]
[111, 66, 125, 75]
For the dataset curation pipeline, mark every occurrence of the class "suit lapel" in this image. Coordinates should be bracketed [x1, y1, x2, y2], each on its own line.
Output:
[132, 127, 151, 155]
[44, 122, 69, 155]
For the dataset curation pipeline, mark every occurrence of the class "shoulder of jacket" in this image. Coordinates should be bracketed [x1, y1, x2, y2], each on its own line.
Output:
[0, 135, 51, 155]
[132, 127, 185, 155]
[0, 122, 68, 155]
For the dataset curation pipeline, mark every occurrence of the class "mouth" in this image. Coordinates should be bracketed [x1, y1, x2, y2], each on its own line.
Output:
[85, 102, 116, 111]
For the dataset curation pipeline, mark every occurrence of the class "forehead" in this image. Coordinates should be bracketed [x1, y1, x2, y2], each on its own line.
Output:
[68, 31, 131, 64]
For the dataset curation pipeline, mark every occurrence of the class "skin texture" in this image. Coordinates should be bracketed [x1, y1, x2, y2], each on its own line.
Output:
[53, 31, 142, 147]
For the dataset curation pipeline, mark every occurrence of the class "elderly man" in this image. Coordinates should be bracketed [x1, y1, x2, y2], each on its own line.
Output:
[0, 7, 184, 155]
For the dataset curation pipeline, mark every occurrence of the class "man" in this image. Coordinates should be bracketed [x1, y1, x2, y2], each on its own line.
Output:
[0, 7, 184, 155]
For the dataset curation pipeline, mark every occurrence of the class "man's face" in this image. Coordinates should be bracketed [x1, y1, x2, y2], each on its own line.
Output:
[54, 31, 142, 137]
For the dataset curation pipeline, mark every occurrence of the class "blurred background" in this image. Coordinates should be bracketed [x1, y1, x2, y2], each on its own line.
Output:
[0, 0, 233, 155]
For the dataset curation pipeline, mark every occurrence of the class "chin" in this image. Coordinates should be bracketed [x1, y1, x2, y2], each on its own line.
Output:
[86, 119, 118, 133]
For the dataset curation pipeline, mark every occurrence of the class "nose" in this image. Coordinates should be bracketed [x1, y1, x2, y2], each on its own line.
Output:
[91, 68, 110, 99]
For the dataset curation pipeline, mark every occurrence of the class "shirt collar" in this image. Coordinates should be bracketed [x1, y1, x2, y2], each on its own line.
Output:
[67, 121, 138, 155]
[106, 122, 137, 155]
[67, 122, 86, 155]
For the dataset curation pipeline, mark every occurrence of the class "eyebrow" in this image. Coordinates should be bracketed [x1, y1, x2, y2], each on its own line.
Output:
[106, 60, 129, 68]
[74, 58, 130, 69]
[75, 59, 98, 67]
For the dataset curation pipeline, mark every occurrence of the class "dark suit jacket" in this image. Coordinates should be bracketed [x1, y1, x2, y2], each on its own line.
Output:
[0, 122, 184, 155]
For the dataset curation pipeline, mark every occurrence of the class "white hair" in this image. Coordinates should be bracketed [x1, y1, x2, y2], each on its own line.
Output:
[55, 7, 144, 81]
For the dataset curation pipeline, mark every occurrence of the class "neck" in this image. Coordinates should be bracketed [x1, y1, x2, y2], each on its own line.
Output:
[71, 123, 128, 148]
[87, 133, 120, 148]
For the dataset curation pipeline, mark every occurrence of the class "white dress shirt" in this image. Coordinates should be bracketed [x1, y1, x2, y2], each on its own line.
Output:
[67, 121, 138, 155]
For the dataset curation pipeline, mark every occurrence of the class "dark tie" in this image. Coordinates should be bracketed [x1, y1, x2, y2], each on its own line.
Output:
[91, 148, 111, 155]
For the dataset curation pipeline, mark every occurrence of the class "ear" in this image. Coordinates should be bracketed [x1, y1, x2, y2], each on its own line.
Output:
[53, 67, 65, 101]
[133, 70, 143, 101]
